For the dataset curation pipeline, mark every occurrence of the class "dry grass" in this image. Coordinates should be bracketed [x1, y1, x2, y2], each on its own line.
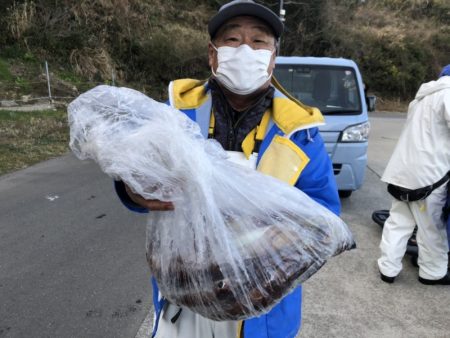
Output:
[6, 0, 36, 41]
[0, 109, 69, 175]
[353, 3, 441, 43]
[326, 1, 442, 47]
[69, 47, 116, 81]
[375, 97, 409, 113]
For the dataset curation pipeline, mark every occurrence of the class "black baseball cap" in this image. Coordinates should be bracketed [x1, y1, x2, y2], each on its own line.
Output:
[208, 0, 284, 39]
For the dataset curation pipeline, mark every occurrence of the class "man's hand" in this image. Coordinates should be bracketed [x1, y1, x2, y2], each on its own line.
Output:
[125, 184, 174, 211]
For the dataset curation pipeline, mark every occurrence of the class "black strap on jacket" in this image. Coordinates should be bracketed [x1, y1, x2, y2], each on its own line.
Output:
[387, 171, 450, 202]
[443, 181, 450, 222]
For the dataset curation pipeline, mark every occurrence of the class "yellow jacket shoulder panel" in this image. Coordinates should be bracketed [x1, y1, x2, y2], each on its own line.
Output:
[170, 79, 208, 109]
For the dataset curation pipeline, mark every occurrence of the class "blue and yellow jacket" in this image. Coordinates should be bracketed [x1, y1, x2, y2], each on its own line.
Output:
[115, 78, 340, 338]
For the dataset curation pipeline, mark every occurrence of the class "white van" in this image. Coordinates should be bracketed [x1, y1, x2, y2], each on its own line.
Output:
[274, 56, 374, 197]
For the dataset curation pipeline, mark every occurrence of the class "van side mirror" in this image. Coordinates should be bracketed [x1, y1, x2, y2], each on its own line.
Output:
[366, 95, 376, 112]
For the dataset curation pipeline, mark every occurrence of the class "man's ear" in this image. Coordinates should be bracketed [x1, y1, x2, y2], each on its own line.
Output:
[208, 42, 216, 69]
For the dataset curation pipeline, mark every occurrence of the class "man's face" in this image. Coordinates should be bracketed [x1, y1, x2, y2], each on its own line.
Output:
[208, 16, 277, 74]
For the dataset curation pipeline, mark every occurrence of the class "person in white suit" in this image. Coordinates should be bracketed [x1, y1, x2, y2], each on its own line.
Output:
[378, 65, 450, 285]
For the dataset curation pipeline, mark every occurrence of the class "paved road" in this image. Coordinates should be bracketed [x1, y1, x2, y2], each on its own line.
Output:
[1, 112, 449, 337]
[0, 156, 151, 338]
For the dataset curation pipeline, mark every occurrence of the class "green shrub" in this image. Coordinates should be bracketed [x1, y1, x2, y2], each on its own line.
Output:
[430, 27, 450, 72]
[0, 58, 13, 81]
[359, 39, 432, 98]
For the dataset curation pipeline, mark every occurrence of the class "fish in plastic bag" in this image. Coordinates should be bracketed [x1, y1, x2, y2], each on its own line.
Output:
[68, 85, 355, 321]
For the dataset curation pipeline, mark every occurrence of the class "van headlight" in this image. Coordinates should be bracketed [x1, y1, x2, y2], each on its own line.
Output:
[341, 121, 370, 142]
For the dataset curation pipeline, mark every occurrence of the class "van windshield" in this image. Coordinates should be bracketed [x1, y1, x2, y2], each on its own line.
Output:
[274, 65, 362, 115]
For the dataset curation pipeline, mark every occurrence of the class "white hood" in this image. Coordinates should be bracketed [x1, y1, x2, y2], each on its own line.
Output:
[415, 76, 450, 101]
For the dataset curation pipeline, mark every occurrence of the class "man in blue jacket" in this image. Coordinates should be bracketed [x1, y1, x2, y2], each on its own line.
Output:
[115, 1, 340, 337]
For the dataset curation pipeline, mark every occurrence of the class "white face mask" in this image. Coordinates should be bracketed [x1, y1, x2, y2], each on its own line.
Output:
[211, 44, 274, 95]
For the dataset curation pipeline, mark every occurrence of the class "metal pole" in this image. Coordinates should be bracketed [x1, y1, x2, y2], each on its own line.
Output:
[278, 0, 285, 56]
[45, 60, 52, 103]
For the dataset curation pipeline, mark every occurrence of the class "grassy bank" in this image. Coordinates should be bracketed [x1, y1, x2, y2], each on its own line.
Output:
[1, 1, 448, 102]
[0, 109, 69, 175]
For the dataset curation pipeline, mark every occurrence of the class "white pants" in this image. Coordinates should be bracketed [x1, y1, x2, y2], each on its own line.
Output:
[378, 184, 449, 279]
[154, 303, 238, 338]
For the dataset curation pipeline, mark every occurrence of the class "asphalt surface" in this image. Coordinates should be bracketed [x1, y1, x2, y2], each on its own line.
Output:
[0, 155, 151, 338]
[1, 111, 449, 337]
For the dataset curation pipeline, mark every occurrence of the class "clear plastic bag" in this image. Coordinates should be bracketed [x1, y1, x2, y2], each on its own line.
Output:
[68, 85, 355, 321]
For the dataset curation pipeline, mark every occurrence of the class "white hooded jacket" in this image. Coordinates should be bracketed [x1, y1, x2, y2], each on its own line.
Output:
[382, 76, 450, 189]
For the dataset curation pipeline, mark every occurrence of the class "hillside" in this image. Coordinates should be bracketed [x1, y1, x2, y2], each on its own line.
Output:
[0, 0, 448, 105]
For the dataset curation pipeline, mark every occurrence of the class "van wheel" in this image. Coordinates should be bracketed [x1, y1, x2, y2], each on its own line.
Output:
[339, 190, 352, 198]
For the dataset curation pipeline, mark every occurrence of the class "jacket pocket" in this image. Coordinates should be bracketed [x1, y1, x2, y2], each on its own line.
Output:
[257, 135, 309, 186]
